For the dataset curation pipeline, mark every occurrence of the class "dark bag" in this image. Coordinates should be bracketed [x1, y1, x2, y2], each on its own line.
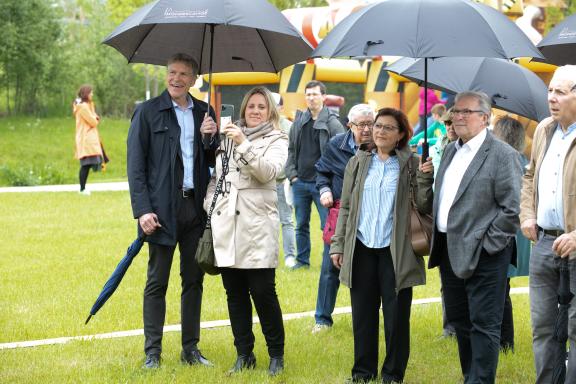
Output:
[407, 157, 433, 257]
[322, 199, 341, 245]
[195, 227, 219, 275]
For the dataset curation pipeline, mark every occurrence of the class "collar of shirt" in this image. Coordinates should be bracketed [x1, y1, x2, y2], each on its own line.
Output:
[557, 121, 576, 138]
[455, 127, 487, 153]
[347, 131, 357, 152]
[172, 95, 194, 111]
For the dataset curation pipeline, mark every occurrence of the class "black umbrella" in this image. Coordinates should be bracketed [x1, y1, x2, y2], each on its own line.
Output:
[103, 0, 312, 147]
[538, 12, 576, 66]
[385, 57, 550, 122]
[311, 0, 543, 158]
[552, 258, 573, 383]
[85, 235, 145, 324]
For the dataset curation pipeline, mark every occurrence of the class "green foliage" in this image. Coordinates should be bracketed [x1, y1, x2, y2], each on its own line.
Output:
[0, 0, 62, 115]
[0, 117, 129, 186]
[271, 0, 328, 10]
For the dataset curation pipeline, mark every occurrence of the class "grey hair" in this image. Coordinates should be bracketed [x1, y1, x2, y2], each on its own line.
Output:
[552, 65, 576, 90]
[167, 53, 199, 75]
[493, 116, 525, 152]
[348, 103, 374, 122]
[455, 91, 492, 119]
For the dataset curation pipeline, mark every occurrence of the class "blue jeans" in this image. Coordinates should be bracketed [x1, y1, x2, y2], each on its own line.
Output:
[315, 239, 340, 325]
[291, 179, 327, 266]
[276, 181, 295, 260]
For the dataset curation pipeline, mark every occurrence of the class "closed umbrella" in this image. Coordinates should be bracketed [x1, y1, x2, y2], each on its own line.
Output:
[538, 12, 576, 66]
[85, 235, 145, 324]
[103, 0, 312, 146]
[552, 258, 573, 384]
[385, 57, 549, 122]
[311, 0, 543, 158]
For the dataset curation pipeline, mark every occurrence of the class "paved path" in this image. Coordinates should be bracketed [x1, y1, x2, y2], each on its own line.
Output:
[0, 181, 129, 193]
[0, 287, 529, 350]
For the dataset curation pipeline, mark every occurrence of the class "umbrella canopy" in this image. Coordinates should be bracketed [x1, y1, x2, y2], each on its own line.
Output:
[552, 258, 574, 383]
[102, 0, 312, 73]
[311, 0, 543, 60]
[85, 235, 146, 324]
[385, 57, 550, 122]
[538, 12, 576, 66]
[311, 0, 542, 158]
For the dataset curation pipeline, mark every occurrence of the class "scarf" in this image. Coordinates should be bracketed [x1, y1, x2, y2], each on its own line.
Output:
[239, 120, 275, 141]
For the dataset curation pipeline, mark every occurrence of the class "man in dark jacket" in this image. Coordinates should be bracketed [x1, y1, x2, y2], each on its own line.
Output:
[285, 80, 345, 270]
[127, 53, 218, 369]
[312, 104, 374, 333]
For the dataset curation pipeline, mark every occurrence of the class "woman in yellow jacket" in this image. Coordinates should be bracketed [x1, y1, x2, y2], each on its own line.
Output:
[73, 85, 105, 195]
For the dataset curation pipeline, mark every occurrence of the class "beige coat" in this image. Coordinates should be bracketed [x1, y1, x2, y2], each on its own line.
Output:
[205, 129, 288, 269]
[73, 102, 103, 159]
[520, 117, 576, 253]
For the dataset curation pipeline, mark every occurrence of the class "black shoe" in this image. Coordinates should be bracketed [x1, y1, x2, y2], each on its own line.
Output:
[181, 349, 213, 366]
[268, 356, 284, 376]
[143, 354, 160, 369]
[228, 352, 256, 374]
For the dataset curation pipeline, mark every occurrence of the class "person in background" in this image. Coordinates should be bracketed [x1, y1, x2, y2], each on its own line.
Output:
[127, 53, 218, 369]
[410, 103, 447, 149]
[520, 65, 576, 383]
[208, 86, 288, 376]
[492, 115, 531, 353]
[73, 85, 107, 195]
[413, 88, 445, 136]
[312, 104, 375, 334]
[285, 80, 345, 270]
[331, 108, 434, 383]
[430, 108, 457, 181]
[272, 92, 296, 268]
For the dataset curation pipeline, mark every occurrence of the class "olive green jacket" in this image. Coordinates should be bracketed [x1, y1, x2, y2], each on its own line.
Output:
[330, 147, 433, 290]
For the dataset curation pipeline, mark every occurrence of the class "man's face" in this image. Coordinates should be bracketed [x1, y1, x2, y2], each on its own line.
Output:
[166, 61, 197, 102]
[452, 96, 488, 143]
[548, 76, 576, 128]
[349, 114, 374, 145]
[305, 86, 325, 113]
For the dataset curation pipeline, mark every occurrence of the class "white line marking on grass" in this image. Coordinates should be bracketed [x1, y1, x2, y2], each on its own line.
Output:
[0, 182, 128, 193]
[0, 287, 530, 350]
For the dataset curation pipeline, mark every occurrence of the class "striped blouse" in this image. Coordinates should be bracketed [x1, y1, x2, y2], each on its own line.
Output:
[357, 153, 400, 248]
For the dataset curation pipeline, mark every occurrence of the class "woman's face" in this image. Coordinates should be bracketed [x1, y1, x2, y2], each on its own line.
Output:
[244, 93, 269, 128]
[445, 121, 458, 142]
[372, 115, 405, 152]
[88, 91, 93, 101]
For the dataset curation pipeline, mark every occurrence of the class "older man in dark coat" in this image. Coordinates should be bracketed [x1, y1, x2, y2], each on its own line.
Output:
[127, 53, 218, 369]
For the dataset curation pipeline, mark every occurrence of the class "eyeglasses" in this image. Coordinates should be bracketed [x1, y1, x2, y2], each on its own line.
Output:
[452, 109, 484, 118]
[351, 121, 374, 129]
[373, 123, 399, 132]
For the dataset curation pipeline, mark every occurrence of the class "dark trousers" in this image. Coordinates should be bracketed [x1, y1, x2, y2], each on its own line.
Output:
[79, 164, 91, 191]
[220, 268, 285, 358]
[437, 232, 511, 384]
[350, 240, 412, 383]
[144, 194, 204, 355]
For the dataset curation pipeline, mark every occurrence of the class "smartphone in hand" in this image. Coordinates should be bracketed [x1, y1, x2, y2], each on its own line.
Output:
[220, 104, 234, 128]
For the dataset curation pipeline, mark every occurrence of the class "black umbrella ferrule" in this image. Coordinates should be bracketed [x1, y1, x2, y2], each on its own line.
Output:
[85, 314, 92, 325]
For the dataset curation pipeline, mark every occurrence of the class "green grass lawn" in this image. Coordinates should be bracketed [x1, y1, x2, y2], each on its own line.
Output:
[0, 191, 533, 383]
[0, 116, 130, 186]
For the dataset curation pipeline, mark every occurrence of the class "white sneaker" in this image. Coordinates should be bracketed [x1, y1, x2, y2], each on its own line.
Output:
[311, 324, 331, 334]
[284, 256, 296, 268]
[79, 189, 91, 195]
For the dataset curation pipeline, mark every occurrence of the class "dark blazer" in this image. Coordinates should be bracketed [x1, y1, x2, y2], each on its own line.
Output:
[315, 130, 356, 200]
[428, 130, 522, 279]
[127, 90, 217, 246]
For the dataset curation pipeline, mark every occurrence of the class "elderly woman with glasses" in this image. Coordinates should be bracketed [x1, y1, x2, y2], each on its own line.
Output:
[330, 108, 434, 383]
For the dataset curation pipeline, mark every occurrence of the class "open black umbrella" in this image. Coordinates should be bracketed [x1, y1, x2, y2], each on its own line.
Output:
[552, 258, 574, 383]
[85, 235, 145, 324]
[538, 12, 576, 66]
[311, 0, 543, 158]
[103, 0, 312, 146]
[385, 57, 549, 122]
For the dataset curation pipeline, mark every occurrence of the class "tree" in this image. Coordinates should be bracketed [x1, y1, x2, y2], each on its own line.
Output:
[0, 0, 62, 115]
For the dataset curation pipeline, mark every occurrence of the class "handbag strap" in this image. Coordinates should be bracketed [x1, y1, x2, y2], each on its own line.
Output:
[205, 142, 232, 229]
[406, 155, 418, 208]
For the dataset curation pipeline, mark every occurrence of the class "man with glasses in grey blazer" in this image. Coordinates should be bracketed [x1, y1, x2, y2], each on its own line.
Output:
[428, 91, 522, 384]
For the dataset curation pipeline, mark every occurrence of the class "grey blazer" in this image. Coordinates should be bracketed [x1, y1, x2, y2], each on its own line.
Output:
[428, 131, 522, 279]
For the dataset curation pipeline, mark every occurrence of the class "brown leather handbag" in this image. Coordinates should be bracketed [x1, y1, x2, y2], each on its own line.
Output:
[407, 158, 433, 257]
